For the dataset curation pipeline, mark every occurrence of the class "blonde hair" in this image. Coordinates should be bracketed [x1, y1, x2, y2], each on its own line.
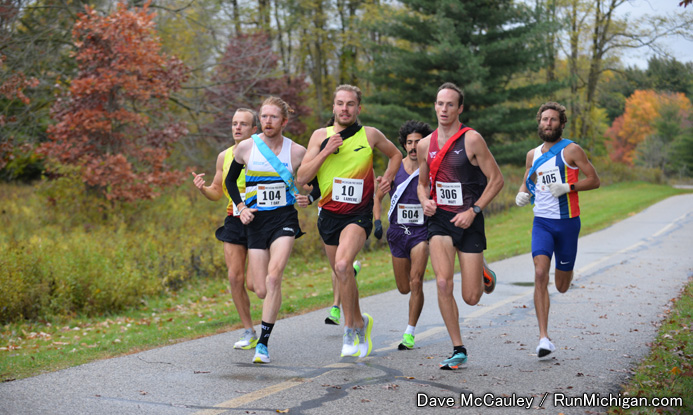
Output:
[261, 96, 294, 121]
[333, 84, 362, 105]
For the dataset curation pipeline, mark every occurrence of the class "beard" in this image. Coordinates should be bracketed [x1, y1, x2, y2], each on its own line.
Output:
[538, 125, 563, 143]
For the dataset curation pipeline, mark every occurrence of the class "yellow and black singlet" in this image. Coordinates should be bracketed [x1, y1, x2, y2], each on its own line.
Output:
[222, 146, 246, 216]
[317, 125, 374, 215]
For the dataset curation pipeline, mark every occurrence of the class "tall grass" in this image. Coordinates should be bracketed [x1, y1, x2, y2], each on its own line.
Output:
[0, 157, 672, 324]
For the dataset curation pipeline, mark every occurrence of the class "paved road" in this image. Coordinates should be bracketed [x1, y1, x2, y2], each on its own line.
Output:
[2, 194, 692, 415]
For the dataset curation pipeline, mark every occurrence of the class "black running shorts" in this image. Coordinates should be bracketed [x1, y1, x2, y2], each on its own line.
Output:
[427, 208, 486, 253]
[215, 214, 248, 247]
[246, 205, 303, 250]
[317, 208, 373, 246]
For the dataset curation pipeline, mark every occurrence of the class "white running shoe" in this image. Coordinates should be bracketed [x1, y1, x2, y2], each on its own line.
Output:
[233, 329, 258, 350]
[536, 337, 556, 358]
[341, 328, 359, 357]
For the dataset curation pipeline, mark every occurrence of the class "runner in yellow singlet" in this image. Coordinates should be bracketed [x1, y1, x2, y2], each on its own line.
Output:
[191, 108, 259, 350]
[297, 84, 402, 359]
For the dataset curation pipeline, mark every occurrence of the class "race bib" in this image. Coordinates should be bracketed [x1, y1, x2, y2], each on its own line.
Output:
[232, 192, 246, 216]
[257, 183, 286, 207]
[397, 203, 424, 225]
[537, 166, 562, 192]
[332, 177, 363, 204]
[436, 181, 463, 206]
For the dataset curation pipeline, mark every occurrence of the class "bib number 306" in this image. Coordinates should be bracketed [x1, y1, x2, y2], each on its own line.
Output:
[436, 182, 463, 206]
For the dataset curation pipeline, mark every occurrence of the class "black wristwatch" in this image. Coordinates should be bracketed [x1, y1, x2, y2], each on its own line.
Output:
[472, 205, 482, 214]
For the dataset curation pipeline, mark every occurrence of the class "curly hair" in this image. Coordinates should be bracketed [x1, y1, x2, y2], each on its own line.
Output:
[262, 96, 294, 121]
[536, 102, 567, 125]
[398, 120, 433, 149]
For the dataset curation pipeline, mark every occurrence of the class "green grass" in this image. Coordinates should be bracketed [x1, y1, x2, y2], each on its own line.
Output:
[1, 181, 691, 383]
[608, 280, 693, 415]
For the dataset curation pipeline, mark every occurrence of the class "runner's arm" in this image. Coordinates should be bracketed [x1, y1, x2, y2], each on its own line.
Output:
[565, 144, 600, 192]
[296, 128, 341, 186]
[466, 131, 504, 211]
[368, 127, 402, 194]
[192, 151, 225, 201]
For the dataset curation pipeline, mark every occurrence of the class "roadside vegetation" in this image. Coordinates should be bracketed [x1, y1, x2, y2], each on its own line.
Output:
[1, 160, 690, 382]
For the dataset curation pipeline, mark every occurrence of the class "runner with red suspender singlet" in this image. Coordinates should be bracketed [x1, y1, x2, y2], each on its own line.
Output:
[416, 82, 504, 370]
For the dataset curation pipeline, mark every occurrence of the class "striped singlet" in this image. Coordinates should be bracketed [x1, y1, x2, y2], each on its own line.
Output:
[243, 136, 296, 211]
[531, 142, 580, 219]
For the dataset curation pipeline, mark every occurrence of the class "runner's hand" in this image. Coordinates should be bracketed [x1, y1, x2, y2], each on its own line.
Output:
[515, 192, 531, 207]
[422, 199, 437, 217]
[324, 133, 343, 154]
[239, 207, 258, 225]
[295, 194, 309, 208]
[373, 219, 383, 240]
[548, 183, 570, 198]
[450, 209, 474, 229]
[375, 176, 392, 194]
[191, 172, 206, 190]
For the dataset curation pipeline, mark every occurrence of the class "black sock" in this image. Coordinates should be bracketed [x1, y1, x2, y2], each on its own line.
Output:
[259, 321, 274, 347]
[454, 345, 467, 356]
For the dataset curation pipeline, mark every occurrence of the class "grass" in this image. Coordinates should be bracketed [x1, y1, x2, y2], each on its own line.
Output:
[608, 280, 693, 414]
[1, 181, 691, 385]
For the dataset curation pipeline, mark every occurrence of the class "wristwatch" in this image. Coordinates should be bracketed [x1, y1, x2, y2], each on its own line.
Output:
[570, 183, 576, 191]
[472, 205, 482, 214]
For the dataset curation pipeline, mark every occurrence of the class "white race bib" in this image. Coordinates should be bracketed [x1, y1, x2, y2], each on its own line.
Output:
[537, 166, 562, 192]
[332, 177, 363, 204]
[397, 203, 424, 225]
[232, 192, 246, 216]
[436, 181, 463, 206]
[256, 183, 286, 207]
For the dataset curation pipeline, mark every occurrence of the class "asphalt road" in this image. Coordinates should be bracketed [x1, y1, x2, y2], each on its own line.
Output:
[2, 194, 692, 415]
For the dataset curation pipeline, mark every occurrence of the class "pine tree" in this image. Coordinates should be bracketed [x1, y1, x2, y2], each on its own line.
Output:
[363, 0, 558, 143]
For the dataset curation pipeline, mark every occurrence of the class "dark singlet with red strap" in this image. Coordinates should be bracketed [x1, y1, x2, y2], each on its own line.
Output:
[426, 125, 487, 213]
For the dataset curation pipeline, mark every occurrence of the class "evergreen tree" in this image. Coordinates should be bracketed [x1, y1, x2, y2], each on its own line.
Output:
[363, 0, 558, 143]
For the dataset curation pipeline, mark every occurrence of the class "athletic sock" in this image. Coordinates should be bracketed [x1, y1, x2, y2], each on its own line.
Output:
[258, 321, 274, 347]
[453, 345, 467, 356]
[405, 325, 416, 336]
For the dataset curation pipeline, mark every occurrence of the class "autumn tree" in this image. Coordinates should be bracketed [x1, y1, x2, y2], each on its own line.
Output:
[606, 89, 691, 167]
[204, 31, 310, 144]
[39, 1, 189, 201]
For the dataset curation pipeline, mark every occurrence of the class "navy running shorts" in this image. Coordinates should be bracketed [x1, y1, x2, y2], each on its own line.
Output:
[531, 216, 581, 271]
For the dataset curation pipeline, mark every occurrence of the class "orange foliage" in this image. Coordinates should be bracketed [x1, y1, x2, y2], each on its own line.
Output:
[606, 90, 691, 165]
[39, 1, 189, 201]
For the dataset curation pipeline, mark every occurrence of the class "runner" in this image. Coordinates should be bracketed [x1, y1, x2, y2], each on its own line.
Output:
[297, 84, 402, 358]
[373, 120, 432, 350]
[225, 97, 309, 364]
[515, 101, 600, 358]
[417, 82, 504, 369]
[191, 108, 259, 350]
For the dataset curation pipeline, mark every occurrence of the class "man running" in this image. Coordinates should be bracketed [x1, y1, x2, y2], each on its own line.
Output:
[191, 108, 259, 350]
[417, 82, 504, 370]
[225, 97, 309, 364]
[373, 120, 432, 350]
[297, 84, 402, 358]
[515, 101, 600, 358]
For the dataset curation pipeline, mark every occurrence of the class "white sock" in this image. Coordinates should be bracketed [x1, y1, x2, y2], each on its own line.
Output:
[405, 325, 416, 335]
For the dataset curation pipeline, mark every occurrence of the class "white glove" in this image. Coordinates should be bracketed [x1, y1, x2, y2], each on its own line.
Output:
[515, 192, 531, 207]
[548, 182, 571, 198]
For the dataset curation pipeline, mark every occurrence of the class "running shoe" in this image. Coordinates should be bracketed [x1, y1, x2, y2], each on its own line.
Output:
[483, 257, 497, 294]
[440, 351, 468, 370]
[253, 343, 270, 364]
[233, 329, 258, 350]
[325, 306, 340, 325]
[357, 313, 373, 357]
[341, 327, 360, 357]
[536, 337, 556, 358]
[398, 333, 415, 350]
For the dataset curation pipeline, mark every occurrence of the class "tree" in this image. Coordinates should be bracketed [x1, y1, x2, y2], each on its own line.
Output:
[364, 0, 558, 143]
[606, 89, 691, 165]
[39, 1, 189, 201]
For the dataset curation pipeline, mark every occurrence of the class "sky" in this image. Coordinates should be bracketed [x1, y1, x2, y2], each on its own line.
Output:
[616, 0, 693, 68]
